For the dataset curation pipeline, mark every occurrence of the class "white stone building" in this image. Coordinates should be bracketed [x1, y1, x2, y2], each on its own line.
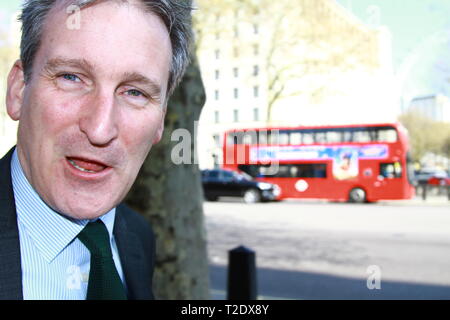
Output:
[408, 94, 450, 123]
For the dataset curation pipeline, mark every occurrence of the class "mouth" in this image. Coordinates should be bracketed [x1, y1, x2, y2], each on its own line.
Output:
[66, 157, 109, 174]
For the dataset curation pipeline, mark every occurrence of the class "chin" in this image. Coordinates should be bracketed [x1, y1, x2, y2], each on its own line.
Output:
[55, 198, 117, 221]
[46, 177, 127, 220]
[64, 210, 108, 221]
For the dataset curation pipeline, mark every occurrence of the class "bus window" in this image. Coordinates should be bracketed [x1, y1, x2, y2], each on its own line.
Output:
[378, 128, 398, 142]
[228, 130, 262, 145]
[268, 131, 280, 144]
[368, 128, 378, 142]
[290, 166, 299, 177]
[242, 130, 258, 144]
[353, 130, 371, 143]
[239, 164, 327, 178]
[303, 132, 314, 144]
[343, 130, 353, 142]
[314, 131, 327, 144]
[259, 165, 273, 176]
[279, 132, 290, 145]
[290, 132, 302, 145]
[258, 131, 268, 145]
[380, 162, 402, 178]
[294, 164, 327, 178]
[277, 165, 291, 177]
[326, 131, 342, 143]
[227, 133, 237, 145]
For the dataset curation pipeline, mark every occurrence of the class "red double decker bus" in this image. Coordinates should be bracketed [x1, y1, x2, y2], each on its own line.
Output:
[222, 123, 415, 203]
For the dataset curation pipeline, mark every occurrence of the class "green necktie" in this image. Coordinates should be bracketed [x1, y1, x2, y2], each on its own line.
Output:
[77, 220, 127, 300]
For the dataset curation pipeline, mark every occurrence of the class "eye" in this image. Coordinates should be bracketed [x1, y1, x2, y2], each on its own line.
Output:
[121, 87, 153, 108]
[125, 89, 146, 98]
[54, 73, 85, 91]
[60, 73, 81, 82]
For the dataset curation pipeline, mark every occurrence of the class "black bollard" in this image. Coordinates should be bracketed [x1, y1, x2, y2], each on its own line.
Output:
[422, 183, 427, 201]
[227, 246, 257, 300]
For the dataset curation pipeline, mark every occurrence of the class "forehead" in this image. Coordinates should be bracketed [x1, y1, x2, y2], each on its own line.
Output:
[35, 0, 172, 91]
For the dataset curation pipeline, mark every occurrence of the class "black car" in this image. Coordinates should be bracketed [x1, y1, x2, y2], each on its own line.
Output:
[201, 169, 280, 203]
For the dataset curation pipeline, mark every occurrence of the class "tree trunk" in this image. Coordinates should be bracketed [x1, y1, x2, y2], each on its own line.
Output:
[124, 55, 209, 299]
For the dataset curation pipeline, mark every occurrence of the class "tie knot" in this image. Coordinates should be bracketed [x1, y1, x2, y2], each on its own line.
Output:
[78, 220, 112, 258]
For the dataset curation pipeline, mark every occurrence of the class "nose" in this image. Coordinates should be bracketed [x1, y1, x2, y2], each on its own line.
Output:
[79, 91, 119, 146]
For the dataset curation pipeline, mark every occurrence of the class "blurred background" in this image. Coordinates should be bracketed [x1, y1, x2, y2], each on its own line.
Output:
[1, 0, 449, 300]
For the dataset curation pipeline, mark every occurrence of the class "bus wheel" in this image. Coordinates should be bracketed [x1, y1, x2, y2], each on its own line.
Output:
[348, 188, 366, 203]
[243, 189, 261, 203]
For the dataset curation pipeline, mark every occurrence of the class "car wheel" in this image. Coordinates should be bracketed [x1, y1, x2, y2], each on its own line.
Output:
[243, 189, 261, 203]
[348, 187, 366, 203]
[205, 195, 218, 202]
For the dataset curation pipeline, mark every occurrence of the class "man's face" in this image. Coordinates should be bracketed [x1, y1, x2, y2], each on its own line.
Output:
[6, 1, 172, 219]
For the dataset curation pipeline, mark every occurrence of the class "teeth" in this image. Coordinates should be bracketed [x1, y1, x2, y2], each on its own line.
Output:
[68, 159, 96, 173]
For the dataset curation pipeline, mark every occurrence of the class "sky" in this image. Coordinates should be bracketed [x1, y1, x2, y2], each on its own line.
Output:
[0, 1, 20, 26]
[336, 0, 450, 99]
[337, 0, 450, 68]
[0, 1, 19, 13]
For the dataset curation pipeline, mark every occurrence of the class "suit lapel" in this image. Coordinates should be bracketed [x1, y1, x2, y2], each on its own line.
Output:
[114, 208, 151, 300]
[0, 148, 23, 300]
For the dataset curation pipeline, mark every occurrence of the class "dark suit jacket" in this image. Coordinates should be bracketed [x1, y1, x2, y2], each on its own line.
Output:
[0, 147, 156, 300]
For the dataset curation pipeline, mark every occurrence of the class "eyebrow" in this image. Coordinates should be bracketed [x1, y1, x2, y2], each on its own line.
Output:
[43, 57, 163, 99]
[44, 57, 95, 74]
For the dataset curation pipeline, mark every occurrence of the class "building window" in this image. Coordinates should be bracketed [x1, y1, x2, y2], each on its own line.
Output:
[253, 44, 259, 56]
[233, 47, 239, 58]
[234, 26, 239, 38]
[215, 70, 220, 80]
[253, 108, 259, 121]
[215, 49, 220, 59]
[215, 32, 220, 40]
[253, 23, 259, 34]
[233, 67, 239, 78]
[233, 110, 239, 122]
[253, 86, 259, 98]
[213, 134, 220, 147]
[253, 65, 259, 76]
[234, 88, 239, 99]
[214, 111, 220, 124]
[214, 90, 219, 100]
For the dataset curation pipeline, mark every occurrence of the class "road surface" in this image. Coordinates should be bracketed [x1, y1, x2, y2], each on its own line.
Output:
[205, 197, 450, 299]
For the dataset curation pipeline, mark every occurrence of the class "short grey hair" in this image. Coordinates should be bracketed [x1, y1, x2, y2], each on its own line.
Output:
[19, 0, 193, 96]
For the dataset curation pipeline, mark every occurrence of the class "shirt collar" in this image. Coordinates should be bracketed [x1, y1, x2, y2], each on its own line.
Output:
[11, 149, 116, 263]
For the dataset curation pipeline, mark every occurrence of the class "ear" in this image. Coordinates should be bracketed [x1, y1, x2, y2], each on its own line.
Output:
[152, 106, 167, 144]
[6, 60, 26, 121]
